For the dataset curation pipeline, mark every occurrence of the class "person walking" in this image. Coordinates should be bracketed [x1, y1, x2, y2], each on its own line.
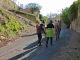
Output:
[36, 23, 39, 29]
[37, 24, 45, 46]
[45, 20, 54, 47]
[53, 20, 59, 35]
[53, 20, 61, 40]
[53, 20, 59, 26]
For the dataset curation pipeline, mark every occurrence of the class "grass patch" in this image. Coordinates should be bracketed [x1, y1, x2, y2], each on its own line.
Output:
[5, 0, 12, 6]
[4, 14, 25, 35]
[25, 20, 35, 27]
[9, 10, 36, 17]
[0, 26, 5, 32]
[0, 8, 4, 15]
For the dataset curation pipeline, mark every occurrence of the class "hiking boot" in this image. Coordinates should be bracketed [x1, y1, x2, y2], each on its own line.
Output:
[39, 44, 41, 46]
[51, 43, 53, 46]
[46, 44, 48, 47]
[56, 38, 58, 41]
[58, 37, 59, 39]
[38, 43, 41, 46]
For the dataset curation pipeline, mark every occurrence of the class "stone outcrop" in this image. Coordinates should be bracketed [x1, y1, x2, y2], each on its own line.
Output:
[70, 17, 80, 33]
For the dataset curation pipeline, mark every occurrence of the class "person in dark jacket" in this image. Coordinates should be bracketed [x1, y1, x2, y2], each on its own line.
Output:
[37, 24, 45, 46]
[45, 20, 54, 47]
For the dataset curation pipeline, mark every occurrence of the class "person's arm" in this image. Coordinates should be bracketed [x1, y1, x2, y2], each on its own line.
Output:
[51, 24, 54, 28]
[42, 26, 46, 34]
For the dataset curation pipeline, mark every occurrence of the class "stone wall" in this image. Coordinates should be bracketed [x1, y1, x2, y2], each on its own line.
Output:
[70, 17, 80, 33]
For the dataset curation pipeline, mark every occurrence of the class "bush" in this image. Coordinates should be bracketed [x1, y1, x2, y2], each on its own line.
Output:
[60, 0, 80, 28]
[0, 26, 4, 32]
[4, 14, 25, 35]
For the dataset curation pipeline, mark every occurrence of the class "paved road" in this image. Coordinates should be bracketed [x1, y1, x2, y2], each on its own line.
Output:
[0, 28, 72, 60]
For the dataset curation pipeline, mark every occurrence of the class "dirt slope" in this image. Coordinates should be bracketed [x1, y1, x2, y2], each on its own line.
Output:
[0, 0, 36, 48]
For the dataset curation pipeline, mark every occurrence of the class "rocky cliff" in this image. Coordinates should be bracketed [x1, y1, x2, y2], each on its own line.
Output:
[70, 17, 80, 33]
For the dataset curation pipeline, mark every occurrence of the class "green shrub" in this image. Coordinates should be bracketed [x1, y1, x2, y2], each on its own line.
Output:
[68, 1, 78, 21]
[4, 14, 25, 35]
[0, 26, 5, 32]
[60, 0, 80, 28]
[9, 30, 14, 35]
[8, 14, 14, 20]
[4, 23, 9, 29]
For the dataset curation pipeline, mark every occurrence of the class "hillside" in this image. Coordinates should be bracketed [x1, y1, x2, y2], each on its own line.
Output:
[0, 0, 36, 47]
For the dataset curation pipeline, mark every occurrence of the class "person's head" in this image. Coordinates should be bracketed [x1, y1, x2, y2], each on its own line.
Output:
[40, 24, 44, 28]
[55, 20, 57, 22]
[42, 20, 45, 23]
[36, 23, 39, 25]
[49, 20, 53, 23]
[58, 21, 59, 22]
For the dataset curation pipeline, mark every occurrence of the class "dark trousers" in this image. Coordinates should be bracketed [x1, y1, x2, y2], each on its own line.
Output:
[46, 37, 53, 45]
[37, 33, 42, 44]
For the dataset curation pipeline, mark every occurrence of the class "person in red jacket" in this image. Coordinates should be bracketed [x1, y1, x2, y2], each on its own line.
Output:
[36, 23, 39, 29]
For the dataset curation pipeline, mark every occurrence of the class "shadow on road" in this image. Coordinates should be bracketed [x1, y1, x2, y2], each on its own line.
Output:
[9, 38, 46, 60]
[23, 37, 45, 50]
[9, 46, 38, 60]
[22, 28, 72, 60]
[9, 28, 72, 60]
[21, 33, 36, 37]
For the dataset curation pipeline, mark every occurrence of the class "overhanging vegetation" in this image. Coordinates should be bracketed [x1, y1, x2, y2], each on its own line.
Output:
[60, 0, 80, 28]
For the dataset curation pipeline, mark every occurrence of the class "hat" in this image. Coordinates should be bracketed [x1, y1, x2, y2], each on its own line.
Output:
[40, 24, 43, 27]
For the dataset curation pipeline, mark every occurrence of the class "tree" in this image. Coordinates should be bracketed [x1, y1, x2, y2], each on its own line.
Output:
[25, 3, 42, 14]
[60, 8, 71, 28]
[43, 16, 48, 27]
[43, 16, 48, 22]
[39, 14, 43, 21]
[68, 1, 78, 22]
[46, 13, 58, 20]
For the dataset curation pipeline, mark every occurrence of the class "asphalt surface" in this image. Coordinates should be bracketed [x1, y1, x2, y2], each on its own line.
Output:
[0, 28, 72, 60]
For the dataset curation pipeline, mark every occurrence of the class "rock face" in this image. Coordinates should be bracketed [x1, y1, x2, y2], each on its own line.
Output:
[70, 17, 80, 33]
[70, 8, 80, 33]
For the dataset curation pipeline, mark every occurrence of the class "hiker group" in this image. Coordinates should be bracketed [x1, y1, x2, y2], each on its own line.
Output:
[36, 20, 61, 47]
